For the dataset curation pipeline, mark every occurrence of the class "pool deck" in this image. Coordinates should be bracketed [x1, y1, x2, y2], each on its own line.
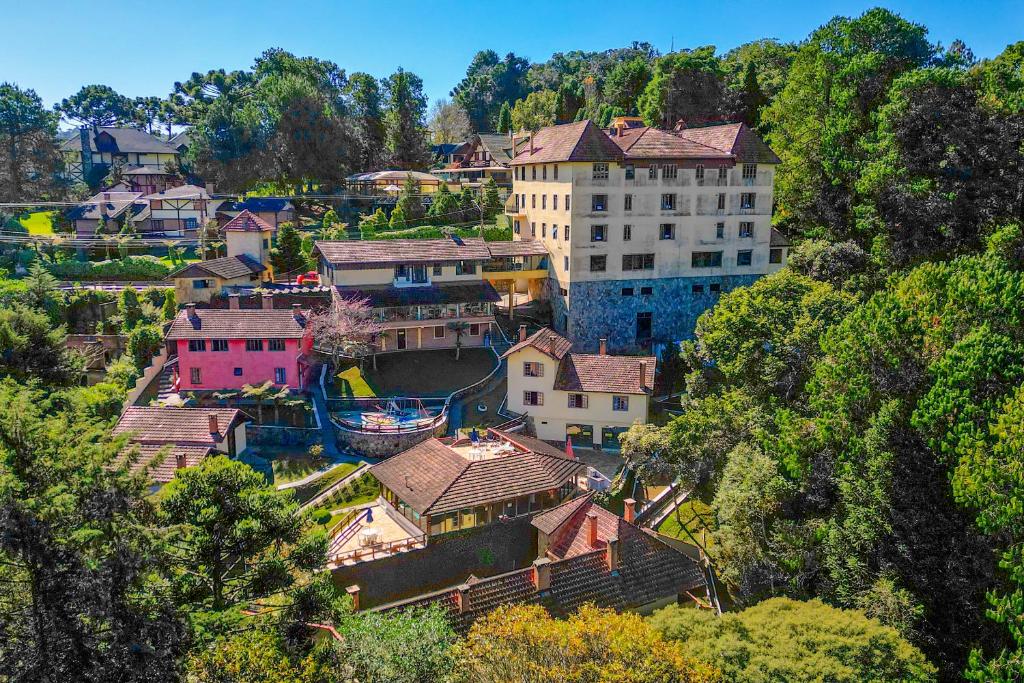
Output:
[327, 499, 426, 567]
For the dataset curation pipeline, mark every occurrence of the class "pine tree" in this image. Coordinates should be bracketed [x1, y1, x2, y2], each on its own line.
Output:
[482, 177, 502, 219]
[428, 182, 459, 225]
[270, 223, 307, 278]
[497, 102, 512, 134]
[395, 173, 424, 221]
[161, 288, 177, 321]
[740, 61, 767, 127]
[118, 286, 143, 332]
[459, 186, 478, 222]
[389, 204, 407, 229]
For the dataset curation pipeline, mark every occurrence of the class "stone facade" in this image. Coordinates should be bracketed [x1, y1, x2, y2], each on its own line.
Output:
[560, 274, 761, 352]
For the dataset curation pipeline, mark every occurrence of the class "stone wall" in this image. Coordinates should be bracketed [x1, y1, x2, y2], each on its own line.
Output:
[246, 424, 321, 448]
[564, 274, 761, 353]
[333, 419, 448, 459]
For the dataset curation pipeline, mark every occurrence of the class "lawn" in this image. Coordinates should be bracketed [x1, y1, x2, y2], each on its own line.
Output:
[308, 472, 380, 527]
[18, 210, 56, 235]
[290, 461, 361, 504]
[656, 498, 716, 553]
[272, 452, 332, 486]
[334, 348, 497, 398]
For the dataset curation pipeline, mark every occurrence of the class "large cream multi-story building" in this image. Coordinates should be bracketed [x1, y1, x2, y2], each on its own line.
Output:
[506, 117, 788, 352]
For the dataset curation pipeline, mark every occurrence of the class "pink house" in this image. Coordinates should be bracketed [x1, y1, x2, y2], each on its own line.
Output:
[166, 304, 314, 391]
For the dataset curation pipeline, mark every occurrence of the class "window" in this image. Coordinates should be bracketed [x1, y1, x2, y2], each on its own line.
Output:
[770, 248, 783, 264]
[233, 367, 243, 376]
[184, 217, 198, 229]
[190, 367, 201, 384]
[514, 220, 520, 234]
[433, 264, 443, 276]
[612, 395, 629, 411]
[542, 165, 547, 180]
[648, 165, 658, 179]
[564, 256, 569, 271]
[193, 279, 210, 289]
[692, 251, 723, 268]
[541, 195, 546, 210]
[590, 255, 607, 272]
[523, 391, 544, 406]
[263, 238, 269, 249]
[621, 287, 634, 296]
[662, 164, 678, 179]
[568, 393, 588, 409]
[532, 166, 537, 180]
[740, 193, 756, 209]
[188, 339, 206, 352]
[623, 224, 632, 241]
[660, 224, 675, 240]
[212, 339, 228, 352]
[564, 225, 570, 241]
[591, 225, 606, 242]
[737, 250, 753, 266]
[553, 194, 558, 210]
[553, 164, 558, 180]
[592, 194, 607, 211]
[624, 194, 632, 211]
[710, 283, 721, 293]
[531, 222, 536, 237]
[622, 253, 655, 271]
[245, 339, 264, 352]
[531, 194, 536, 209]
[151, 219, 164, 230]
[739, 221, 753, 238]
[695, 164, 705, 182]
[640, 286, 653, 295]
[717, 193, 726, 211]
[636, 312, 653, 342]
[469, 323, 480, 335]
[716, 222, 725, 239]
[742, 163, 757, 179]
[692, 284, 705, 294]
[592, 163, 609, 179]
[564, 194, 570, 211]
[523, 361, 544, 377]
[552, 225, 558, 240]
[456, 261, 477, 275]
[718, 165, 728, 181]
[661, 193, 676, 210]
[274, 368, 286, 384]
[269, 339, 286, 351]
[541, 223, 546, 238]
[434, 325, 445, 338]
[624, 165, 635, 180]
[559, 287, 568, 296]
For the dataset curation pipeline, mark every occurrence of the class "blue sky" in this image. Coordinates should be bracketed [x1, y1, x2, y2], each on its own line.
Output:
[4, 0, 1021, 118]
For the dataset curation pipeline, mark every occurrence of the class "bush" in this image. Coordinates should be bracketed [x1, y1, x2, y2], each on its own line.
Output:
[311, 509, 331, 526]
[126, 324, 163, 372]
[45, 256, 172, 281]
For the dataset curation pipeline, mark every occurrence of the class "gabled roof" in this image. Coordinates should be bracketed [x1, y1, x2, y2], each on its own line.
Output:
[222, 209, 275, 232]
[609, 126, 732, 160]
[144, 184, 210, 201]
[531, 492, 595, 535]
[676, 122, 781, 165]
[554, 353, 655, 395]
[167, 129, 191, 148]
[168, 254, 266, 281]
[475, 134, 516, 165]
[113, 406, 241, 446]
[370, 431, 583, 516]
[123, 165, 170, 176]
[219, 197, 294, 214]
[501, 327, 573, 361]
[315, 236, 492, 267]
[510, 121, 624, 165]
[166, 308, 308, 340]
[66, 191, 144, 221]
[119, 443, 213, 483]
[61, 127, 180, 155]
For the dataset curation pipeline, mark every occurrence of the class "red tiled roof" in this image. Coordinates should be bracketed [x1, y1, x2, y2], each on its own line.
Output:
[677, 123, 781, 164]
[315, 236, 492, 267]
[554, 353, 656, 395]
[531, 492, 595, 535]
[113, 406, 241, 446]
[119, 443, 213, 483]
[500, 327, 573, 361]
[610, 126, 732, 159]
[222, 209, 275, 232]
[510, 121, 624, 165]
[166, 308, 308, 340]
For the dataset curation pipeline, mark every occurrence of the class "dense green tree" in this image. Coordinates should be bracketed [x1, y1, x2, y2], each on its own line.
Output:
[721, 39, 796, 128]
[270, 222, 308, 277]
[427, 182, 459, 224]
[161, 287, 177, 321]
[395, 172, 424, 221]
[345, 72, 388, 170]
[56, 84, 134, 127]
[382, 68, 431, 169]
[125, 322, 162, 372]
[172, 68, 252, 124]
[975, 41, 1024, 114]
[388, 204, 407, 229]
[0, 82, 61, 201]
[118, 285, 144, 331]
[335, 605, 457, 683]
[496, 101, 512, 134]
[510, 89, 558, 132]
[650, 598, 936, 682]
[0, 303, 79, 385]
[481, 176, 502, 219]
[132, 95, 163, 133]
[603, 56, 652, 115]
[638, 47, 727, 127]
[451, 50, 531, 131]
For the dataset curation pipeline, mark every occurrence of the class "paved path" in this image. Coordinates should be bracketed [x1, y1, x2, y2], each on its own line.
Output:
[310, 364, 341, 459]
[446, 358, 507, 437]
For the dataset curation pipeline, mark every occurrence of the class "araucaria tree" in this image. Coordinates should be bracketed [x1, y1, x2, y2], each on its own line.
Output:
[0, 82, 61, 201]
[383, 68, 431, 169]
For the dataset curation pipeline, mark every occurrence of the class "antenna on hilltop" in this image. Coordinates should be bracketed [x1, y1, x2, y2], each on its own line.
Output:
[670, 35, 674, 53]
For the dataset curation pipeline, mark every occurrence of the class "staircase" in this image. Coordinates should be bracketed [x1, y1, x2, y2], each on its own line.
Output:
[156, 361, 178, 402]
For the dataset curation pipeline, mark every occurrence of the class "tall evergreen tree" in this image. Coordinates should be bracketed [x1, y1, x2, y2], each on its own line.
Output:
[382, 68, 431, 169]
[497, 101, 513, 133]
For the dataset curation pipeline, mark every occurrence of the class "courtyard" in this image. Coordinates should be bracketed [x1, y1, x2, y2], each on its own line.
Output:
[333, 347, 498, 398]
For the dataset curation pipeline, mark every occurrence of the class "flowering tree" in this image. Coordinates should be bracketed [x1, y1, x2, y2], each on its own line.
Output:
[311, 291, 383, 371]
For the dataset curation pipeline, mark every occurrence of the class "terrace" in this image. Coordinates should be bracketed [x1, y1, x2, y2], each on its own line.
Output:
[327, 498, 427, 567]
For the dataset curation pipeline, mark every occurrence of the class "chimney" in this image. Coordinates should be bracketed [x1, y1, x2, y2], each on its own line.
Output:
[639, 360, 648, 391]
[606, 536, 620, 572]
[292, 302, 304, 323]
[529, 134, 534, 155]
[205, 182, 214, 195]
[548, 334, 557, 357]
[599, 338, 607, 356]
[345, 584, 361, 611]
[532, 557, 552, 592]
[208, 413, 219, 435]
[228, 293, 240, 310]
[519, 324, 527, 343]
[261, 293, 274, 310]
[175, 452, 187, 469]
[623, 498, 636, 524]
[185, 303, 197, 320]
[103, 192, 110, 201]
[587, 510, 599, 549]
[455, 583, 472, 614]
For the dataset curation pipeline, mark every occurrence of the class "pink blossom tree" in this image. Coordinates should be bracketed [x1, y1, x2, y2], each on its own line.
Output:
[310, 291, 384, 371]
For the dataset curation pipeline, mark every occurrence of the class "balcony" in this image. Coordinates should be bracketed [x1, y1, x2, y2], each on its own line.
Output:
[504, 196, 525, 216]
[373, 301, 495, 324]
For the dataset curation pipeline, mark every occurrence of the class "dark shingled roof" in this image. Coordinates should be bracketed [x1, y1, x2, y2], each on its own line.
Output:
[333, 281, 500, 308]
[370, 432, 583, 516]
[315, 236, 492, 267]
[501, 327, 573, 361]
[554, 353, 656, 395]
[143, 184, 210, 200]
[510, 121, 624, 165]
[219, 197, 294, 213]
[61, 127, 180, 154]
[222, 209, 275, 232]
[166, 308, 308, 340]
[113, 406, 241, 446]
[167, 254, 266, 281]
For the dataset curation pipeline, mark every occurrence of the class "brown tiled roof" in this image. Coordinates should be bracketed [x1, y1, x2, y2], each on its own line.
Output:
[510, 121, 624, 165]
[167, 254, 265, 281]
[166, 308, 308, 340]
[500, 327, 573, 361]
[333, 281, 500, 309]
[315, 236, 491, 267]
[113, 406, 241, 446]
[222, 209, 275, 232]
[485, 240, 550, 257]
[119, 443, 213, 483]
[610, 126, 732, 160]
[677, 123, 781, 164]
[531, 492, 595, 535]
[370, 433, 582, 516]
[554, 353, 656, 395]
[770, 227, 792, 247]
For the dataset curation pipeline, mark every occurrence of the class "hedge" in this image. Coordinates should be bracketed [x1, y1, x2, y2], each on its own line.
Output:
[45, 256, 172, 281]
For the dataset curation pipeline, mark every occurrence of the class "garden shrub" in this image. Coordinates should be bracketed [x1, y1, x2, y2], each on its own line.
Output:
[45, 256, 172, 281]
